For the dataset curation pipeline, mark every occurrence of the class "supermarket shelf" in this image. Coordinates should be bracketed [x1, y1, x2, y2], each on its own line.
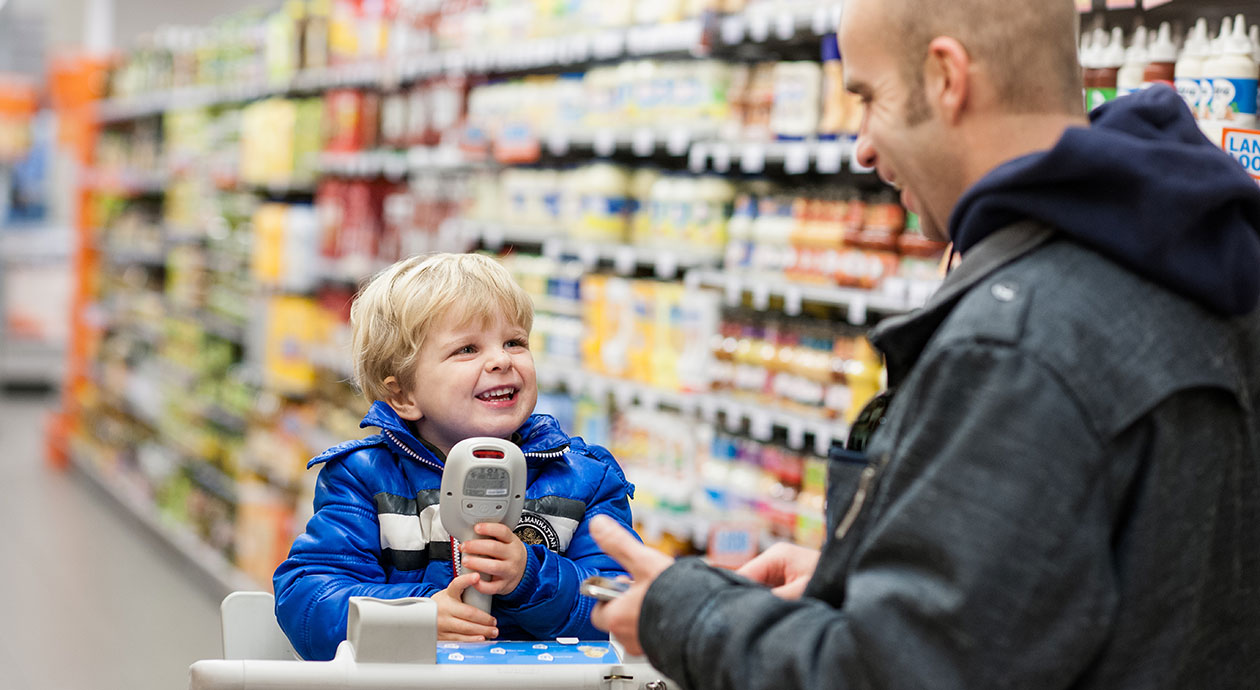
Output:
[687, 270, 939, 324]
[459, 219, 722, 278]
[687, 137, 870, 175]
[68, 447, 260, 597]
[313, 132, 875, 177]
[537, 359, 847, 456]
[95, 4, 847, 124]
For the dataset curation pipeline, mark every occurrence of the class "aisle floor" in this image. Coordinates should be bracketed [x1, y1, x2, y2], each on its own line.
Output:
[0, 391, 222, 690]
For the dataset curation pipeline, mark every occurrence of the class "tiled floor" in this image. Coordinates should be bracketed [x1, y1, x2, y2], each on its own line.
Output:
[0, 391, 222, 690]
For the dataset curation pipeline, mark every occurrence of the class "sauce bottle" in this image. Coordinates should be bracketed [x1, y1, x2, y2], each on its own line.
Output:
[1143, 22, 1177, 88]
[1176, 19, 1210, 117]
[1117, 25, 1148, 97]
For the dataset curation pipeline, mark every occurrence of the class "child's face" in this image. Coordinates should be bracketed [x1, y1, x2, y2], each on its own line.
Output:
[389, 308, 538, 456]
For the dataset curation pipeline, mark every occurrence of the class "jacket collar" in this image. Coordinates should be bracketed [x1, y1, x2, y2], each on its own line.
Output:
[869, 221, 1055, 386]
[360, 400, 572, 470]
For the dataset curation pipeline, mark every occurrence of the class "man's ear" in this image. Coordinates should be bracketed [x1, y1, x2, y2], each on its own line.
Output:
[383, 376, 423, 421]
[924, 36, 970, 125]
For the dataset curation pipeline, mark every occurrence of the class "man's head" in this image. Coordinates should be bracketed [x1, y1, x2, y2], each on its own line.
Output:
[351, 253, 538, 453]
[839, 0, 1084, 241]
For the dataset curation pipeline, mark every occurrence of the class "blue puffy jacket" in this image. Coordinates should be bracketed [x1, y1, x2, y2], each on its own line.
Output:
[274, 401, 637, 661]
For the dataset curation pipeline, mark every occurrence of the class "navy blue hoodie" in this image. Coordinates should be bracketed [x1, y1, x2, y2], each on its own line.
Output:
[949, 85, 1260, 315]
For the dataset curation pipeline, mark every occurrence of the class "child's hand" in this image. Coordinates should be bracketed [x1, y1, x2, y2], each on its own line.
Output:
[460, 522, 528, 596]
[432, 572, 499, 641]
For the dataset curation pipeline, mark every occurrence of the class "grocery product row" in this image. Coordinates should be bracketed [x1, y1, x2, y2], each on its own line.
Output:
[1080, 15, 1259, 136]
[102, 0, 844, 113]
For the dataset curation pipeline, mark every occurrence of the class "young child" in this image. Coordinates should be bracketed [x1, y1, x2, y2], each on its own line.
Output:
[273, 253, 638, 661]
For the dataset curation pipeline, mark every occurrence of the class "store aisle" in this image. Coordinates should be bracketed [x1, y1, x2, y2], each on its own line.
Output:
[0, 392, 222, 690]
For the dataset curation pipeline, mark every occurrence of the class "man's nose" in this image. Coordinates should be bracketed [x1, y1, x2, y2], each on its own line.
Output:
[854, 130, 877, 171]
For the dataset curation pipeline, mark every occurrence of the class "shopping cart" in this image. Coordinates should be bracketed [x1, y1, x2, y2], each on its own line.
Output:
[188, 592, 673, 690]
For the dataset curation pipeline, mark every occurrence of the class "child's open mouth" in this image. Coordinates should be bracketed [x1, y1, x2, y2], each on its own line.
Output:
[476, 387, 518, 404]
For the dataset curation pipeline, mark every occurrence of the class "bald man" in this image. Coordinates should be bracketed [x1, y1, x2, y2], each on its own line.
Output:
[589, 0, 1260, 688]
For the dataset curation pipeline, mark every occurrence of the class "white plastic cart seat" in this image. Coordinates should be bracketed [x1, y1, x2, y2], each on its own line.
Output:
[219, 591, 297, 661]
[190, 593, 673, 690]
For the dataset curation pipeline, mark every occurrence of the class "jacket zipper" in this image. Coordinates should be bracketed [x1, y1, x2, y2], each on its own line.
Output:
[383, 430, 445, 472]
[524, 445, 569, 460]
[834, 454, 889, 540]
[384, 430, 568, 467]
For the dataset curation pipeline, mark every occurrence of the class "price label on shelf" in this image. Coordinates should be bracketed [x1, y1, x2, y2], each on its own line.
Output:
[632, 128, 655, 157]
[614, 246, 637, 275]
[688, 142, 708, 173]
[655, 252, 679, 280]
[752, 282, 771, 311]
[593, 30, 626, 59]
[723, 401, 745, 432]
[774, 13, 796, 40]
[666, 129, 691, 156]
[546, 131, 570, 157]
[613, 383, 636, 410]
[594, 130, 617, 157]
[482, 225, 505, 251]
[542, 238, 563, 262]
[638, 388, 662, 412]
[721, 16, 747, 44]
[784, 285, 803, 316]
[812, 6, 831, 35]
[748, 10, 771, 42]
[787, 420, 806, 450]
[814, 425, 835, 458]
[725, 274, 744, 306]
[846, 295, 868, 325]
[784, 141, 810, 174]
[699, 395, 719, 422]
[750, 411, 774, 441]
[711, 142, 732, 173]
[740, 143, 766, 173]
[1103, 0, 1135, 8]
[578, 244, 600, 270]
[816, 140, 844, 173]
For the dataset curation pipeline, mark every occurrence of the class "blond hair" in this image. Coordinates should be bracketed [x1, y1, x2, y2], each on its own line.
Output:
[350, 253, 534, 402]
[879, 0, 1084, 122]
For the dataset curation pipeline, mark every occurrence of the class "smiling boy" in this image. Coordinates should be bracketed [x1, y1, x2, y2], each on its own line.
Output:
[273, 253, 637, 662]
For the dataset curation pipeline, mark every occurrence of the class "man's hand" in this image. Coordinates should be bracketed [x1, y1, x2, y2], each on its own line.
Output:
[432, 573, 499, 641]
[461, 522, 528, 595]
[587, 515, 675, 656]
[735, 541, 820, 599]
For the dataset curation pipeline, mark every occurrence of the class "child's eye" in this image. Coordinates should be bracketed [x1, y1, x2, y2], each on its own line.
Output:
[506, 339, 528, 349]
[454, 345, 477, 355]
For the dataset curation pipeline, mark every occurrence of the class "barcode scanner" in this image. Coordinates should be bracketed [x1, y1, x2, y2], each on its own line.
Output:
[439, 437, 527, 613]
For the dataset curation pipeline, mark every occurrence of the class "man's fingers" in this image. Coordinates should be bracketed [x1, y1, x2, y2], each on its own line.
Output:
[735, 551, 785, 587]
[589, 515, 671, 579]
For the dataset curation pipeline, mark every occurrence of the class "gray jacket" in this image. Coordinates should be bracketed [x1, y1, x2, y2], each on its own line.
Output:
[641, 223, 1260, 690]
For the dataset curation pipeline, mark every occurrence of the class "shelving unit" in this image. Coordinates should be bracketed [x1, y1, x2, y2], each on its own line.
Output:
[57, 0, 947, 587]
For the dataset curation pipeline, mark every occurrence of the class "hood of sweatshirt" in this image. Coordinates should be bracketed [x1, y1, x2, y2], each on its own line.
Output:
[949, 85, 1260, 315]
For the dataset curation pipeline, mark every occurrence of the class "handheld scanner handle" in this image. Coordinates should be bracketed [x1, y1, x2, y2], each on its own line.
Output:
[439, 437, 528, 543]
[462, 586, 493, 614]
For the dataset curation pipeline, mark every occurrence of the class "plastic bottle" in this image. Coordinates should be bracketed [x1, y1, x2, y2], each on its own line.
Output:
[1201, 16, 1234, 128]
[1205, 15, 1258, 132]
[1118, 25, 1149, 96]
[818, 33, 847, 139]
[1083, 28, 1109, 111]
[770, 61, 823, 140]
[1143, 22, 1177, 88]
[1176, 19, 1210, 116]
[1094, 27, 1126, 105]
